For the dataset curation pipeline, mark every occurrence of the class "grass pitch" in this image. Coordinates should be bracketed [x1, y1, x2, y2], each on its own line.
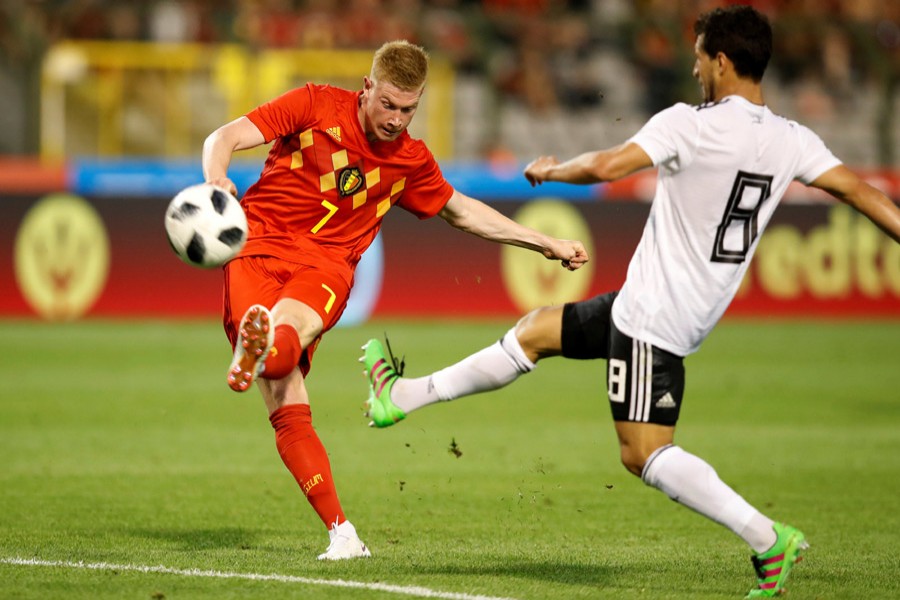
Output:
[1, 318, 898, 599]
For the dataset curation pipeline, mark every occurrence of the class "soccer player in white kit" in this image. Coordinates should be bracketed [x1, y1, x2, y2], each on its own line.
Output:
[361, 5, 900, 598]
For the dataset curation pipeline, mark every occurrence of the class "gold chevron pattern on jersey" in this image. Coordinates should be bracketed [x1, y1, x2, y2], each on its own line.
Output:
[352, 168, 380, 209]
[318, 149, 349, 193]
[288, 128, 406, 217]
[378, 178, 406, 217]
[290, 129, 314, 169]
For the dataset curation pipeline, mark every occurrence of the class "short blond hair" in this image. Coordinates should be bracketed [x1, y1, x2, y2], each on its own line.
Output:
[370, 40, 429, 91]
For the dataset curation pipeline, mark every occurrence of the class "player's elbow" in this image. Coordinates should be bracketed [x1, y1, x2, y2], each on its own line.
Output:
[591, 164, 619, 183]
[439, 207, 472, 234]
[439, 192, 480, 232]
[589, 143, 651, 182]
[589, 154, 630, 183]
[205, 117, 264, 155]
[203, 127, 230, 161]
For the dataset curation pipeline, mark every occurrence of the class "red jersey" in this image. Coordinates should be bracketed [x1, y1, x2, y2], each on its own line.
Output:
[240, 83, 454, 284]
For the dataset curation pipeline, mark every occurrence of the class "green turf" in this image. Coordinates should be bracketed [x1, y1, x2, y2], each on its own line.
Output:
[1, 318, 898, 599]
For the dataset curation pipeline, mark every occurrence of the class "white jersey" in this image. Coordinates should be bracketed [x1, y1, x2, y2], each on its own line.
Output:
[612, 95, 841, 356]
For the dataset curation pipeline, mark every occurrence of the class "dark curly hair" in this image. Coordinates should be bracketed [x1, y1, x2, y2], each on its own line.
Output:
[694, 5, 772, 82]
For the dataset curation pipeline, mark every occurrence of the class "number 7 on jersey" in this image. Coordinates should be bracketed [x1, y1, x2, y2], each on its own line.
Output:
[311, 200, 338, 234]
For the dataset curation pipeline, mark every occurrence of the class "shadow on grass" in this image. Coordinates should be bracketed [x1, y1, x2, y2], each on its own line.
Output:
[417, 555, 729, 596]
[419, 559, 617, 587]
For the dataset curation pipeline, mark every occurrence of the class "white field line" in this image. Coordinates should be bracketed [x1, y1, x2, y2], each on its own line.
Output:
[1, 556, 519, 600]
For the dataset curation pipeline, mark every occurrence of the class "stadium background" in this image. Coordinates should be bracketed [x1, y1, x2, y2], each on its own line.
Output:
[1, 0, 898, 322]
[2, 3, 899, 599]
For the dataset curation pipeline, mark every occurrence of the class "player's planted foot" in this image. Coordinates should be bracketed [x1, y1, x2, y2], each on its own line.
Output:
[227, 304, 274, 392]
[360, 338, 406, 427]
[746, 522, 808, 598]
[317, 520, 371, 560]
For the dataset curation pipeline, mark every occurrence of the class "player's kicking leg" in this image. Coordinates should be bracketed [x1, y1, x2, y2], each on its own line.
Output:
[228, 304, 274, 392]
[360, 295, 616, 428]
[359, 304, 585, 428]
[360, 327, 538, 428]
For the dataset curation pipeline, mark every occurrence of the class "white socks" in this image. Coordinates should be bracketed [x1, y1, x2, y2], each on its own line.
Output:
[641, 445, 777, 553]
[391, 328, 534, 414]
[388, 331, 781, 554]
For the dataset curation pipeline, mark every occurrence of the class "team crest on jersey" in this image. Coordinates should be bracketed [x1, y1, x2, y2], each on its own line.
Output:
[326, 126, 342, 142]
[338, 166, 364, 197]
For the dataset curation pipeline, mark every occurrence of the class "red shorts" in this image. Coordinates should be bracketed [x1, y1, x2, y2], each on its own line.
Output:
[223, 255, 352, 376]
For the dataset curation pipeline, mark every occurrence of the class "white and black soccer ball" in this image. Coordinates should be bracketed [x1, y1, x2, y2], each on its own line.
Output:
[164, 183, 247, 269]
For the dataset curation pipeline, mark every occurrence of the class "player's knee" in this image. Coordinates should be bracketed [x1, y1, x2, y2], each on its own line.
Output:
[615, 422, 675, 478]
[513, 310, 539, 353]
[272, 303, 321, 346]
[617, 435, 660, 477]
[514, 306, 562, 360]
[619, 447, 646, 478]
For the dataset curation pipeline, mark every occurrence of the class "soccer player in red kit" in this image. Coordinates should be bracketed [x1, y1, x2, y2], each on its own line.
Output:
[202, 40, 589, 560]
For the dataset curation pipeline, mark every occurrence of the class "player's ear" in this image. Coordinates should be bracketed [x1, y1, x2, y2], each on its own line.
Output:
[715, 52, 730, 75]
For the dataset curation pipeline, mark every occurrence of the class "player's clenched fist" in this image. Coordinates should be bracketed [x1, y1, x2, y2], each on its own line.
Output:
[544, 239, 589, 271]
[524, 156, 560, 187]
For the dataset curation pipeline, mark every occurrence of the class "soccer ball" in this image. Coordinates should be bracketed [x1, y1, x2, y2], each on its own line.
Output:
[164, 183, 247, 269]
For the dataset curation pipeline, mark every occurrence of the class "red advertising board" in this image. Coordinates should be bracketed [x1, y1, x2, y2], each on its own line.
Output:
[2, 194, 225, 319]
[2, 192, 898, 321]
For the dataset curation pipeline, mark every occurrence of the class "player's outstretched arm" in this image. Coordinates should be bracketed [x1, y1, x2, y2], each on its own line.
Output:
[810, 165, 900, 243]
[524, 143, 653, 187]
[202, 116, 266, 196]
[437, 191, 589, 271]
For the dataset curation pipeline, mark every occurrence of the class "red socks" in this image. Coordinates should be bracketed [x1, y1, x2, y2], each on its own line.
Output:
[269, 404, 346, 527]
[263, 324, 302, 379]
[263, 327, 343, 527]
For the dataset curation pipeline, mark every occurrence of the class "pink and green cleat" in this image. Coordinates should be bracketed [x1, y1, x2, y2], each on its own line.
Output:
[360, 337, 406, 428]
[746, 522, 808, 598]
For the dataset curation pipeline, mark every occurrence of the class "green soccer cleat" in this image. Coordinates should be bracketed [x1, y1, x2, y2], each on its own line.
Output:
[746, 522, 808, 598]
[360, 337, 406, 428]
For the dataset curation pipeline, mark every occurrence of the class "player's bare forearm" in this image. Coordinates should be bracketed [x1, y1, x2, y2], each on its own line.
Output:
[845, 184, 900, 243]
[202, 131, 234, 182]
[439, 191, 589, 270]
[524, 143, 653, 187]
[524, 154, 603, 186]
[812, 166, 900, 243]
[854, 189, 900, 243]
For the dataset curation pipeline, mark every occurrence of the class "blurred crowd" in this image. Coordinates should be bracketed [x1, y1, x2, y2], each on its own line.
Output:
[1, 0, 899, 163]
